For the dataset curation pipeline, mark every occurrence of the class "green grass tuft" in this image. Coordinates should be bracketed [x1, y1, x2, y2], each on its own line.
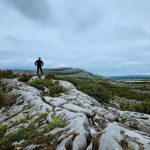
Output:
[28, 79, 67, 97]
[0, 124, 7, 138]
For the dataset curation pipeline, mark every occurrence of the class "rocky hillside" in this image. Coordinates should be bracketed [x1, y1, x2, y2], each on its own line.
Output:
[13, 67, 100, 78]
[0, 76, 150, 150]
[43, 67, 99, 78]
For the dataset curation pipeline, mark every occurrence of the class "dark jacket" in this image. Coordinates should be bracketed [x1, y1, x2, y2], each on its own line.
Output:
[35, 60, 44, 67]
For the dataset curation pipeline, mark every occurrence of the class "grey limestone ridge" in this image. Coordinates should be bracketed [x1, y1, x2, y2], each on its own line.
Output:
[0, 76, 150, 150]
[13, 67, 100, 78]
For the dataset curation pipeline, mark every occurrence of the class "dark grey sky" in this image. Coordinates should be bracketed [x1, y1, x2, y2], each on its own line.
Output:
[0, 0, 150, 76]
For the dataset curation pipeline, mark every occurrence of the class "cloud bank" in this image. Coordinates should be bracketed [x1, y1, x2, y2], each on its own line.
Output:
[0, 0, 150, 76]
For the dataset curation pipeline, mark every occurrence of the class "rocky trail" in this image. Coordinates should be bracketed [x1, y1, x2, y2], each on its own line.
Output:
[0, 77, 150, 150]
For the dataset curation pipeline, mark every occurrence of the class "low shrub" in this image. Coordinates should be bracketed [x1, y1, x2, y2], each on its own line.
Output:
[0, 124, 7, 138]
[121, 101, 150, 114]
[0, 70, 13, 79]
[28, 79, 66, 97]
[45, 73, 55, 79]
[92, 133, 102, 150]
[18, 74, 33, 82]
[0, 116, 66, 148]
[41, 117, 67, 133]
[77, 81, 111, 103]
[0, 81, 17, 108]
[55, 77, 112, 103]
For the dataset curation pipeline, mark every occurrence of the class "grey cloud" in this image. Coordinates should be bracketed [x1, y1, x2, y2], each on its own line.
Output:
[0, 0, 150, 76]
[113, 26, 150, 41]
[2, 0, 51, 24]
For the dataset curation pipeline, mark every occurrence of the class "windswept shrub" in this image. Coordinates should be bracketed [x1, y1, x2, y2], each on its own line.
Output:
[121, 101, 150, 114]
[0, 70, 13, 79]
[78, 81, 111, 103]
[29, 79, 66, 97]
[47, 82, 65, 97]
[18, 74, 33, 82]
[45, 73, 55, 79]
[41, 117, 67, 133]
[0, 124, 7, 138]
[0, 117, 66, 148]
[0, 81, 17, 108]
[55, 77, 112, 103]
[92, 133, 102, 150]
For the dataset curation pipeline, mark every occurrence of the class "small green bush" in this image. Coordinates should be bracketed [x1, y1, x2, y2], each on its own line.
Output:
[0, 124, 7, 138]
[121, 101, 150, 114]
[92, 133, 102, 150]
[29, 79, 66, 97]
[78, 81, 111, 103]
[18, 74, 32, 82]
[0, 81, 17, 108]
[56, 77, 112, 103]
[45, 73, 55, 79]
[42, 118, 67, 133]
[0, 116, 66, 148]
[0, 70, 13, 79]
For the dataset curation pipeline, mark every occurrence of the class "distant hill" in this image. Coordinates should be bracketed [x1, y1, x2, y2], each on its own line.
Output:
[13, 67, 100, 78]
[113, 74, 150, 78]
[43, 67, 100, 78]
[13, 69, 36, 73]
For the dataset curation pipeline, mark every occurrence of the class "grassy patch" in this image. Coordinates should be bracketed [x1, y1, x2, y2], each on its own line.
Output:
[55, 77, 150, 114]
[0, 127, 52, 146]
[56, 77, 112, 103]
[18, 74, 33, 82]
[45, 73, 55, 80]
[92, 133, 102, 150]
[0, 81, 17, 109]
[11, 115, 31, 127]
[33, 112, 49, 123]
[41, 118, 67, 133]
[0, 115, 67, 149]
[0, 124, 7, 138]
[121, 101, 150, 114]
[28, 79, 67, 97]
[0, 70, 13, 79]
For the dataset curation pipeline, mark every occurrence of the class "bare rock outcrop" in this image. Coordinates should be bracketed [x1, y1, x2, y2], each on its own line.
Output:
[0, 78, 150, 150]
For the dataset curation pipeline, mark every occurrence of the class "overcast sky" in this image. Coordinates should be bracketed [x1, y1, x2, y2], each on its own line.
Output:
[0, 0, 150, 76]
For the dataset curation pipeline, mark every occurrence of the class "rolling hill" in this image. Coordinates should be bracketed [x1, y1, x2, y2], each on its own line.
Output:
[13, 67, 100, 78]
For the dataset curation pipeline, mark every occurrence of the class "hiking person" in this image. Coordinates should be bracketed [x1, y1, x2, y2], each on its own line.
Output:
[34, 57, 44, 76]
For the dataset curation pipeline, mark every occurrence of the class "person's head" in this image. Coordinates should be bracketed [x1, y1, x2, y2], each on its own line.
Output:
[38, 57, 41, 60]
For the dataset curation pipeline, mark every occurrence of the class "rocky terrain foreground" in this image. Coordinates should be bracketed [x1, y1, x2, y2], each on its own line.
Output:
[0, 77, 150, 150]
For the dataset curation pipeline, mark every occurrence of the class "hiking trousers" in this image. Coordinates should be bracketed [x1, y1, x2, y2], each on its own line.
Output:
[37, 66, 43, 75]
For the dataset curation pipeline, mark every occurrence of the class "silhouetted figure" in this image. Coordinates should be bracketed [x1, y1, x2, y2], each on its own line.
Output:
[35, 57, 44, 76]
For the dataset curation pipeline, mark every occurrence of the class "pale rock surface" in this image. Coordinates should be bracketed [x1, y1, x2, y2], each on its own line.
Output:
[99, 122, 150, 150]
[0, 78, 150, 150]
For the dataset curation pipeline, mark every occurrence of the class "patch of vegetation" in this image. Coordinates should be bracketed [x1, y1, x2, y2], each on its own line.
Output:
[45, 73, 55, 80]
[41, 117, 67, 133]
[0, 126, 55, 147]
[29, 79, 67, 97]
[55, 77, 150, 114]
[121, 101, 150, 114]
[11, 105, 29, 118]
[0, 70, 13, 79]
[0, 81, 17, 109]
[92, 133, 102, 150]
[56, 77, 112, 103]
[0, 124, 7, 138]
[18, 74, 33, 82]
[33, 112, 49, 123]
[11, 115, 31, 127]
[0, 115, 67, 149]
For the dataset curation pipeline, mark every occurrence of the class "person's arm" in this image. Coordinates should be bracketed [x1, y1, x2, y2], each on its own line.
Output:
[42, 61, 44, 66]
[35, 61, 37, 66]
